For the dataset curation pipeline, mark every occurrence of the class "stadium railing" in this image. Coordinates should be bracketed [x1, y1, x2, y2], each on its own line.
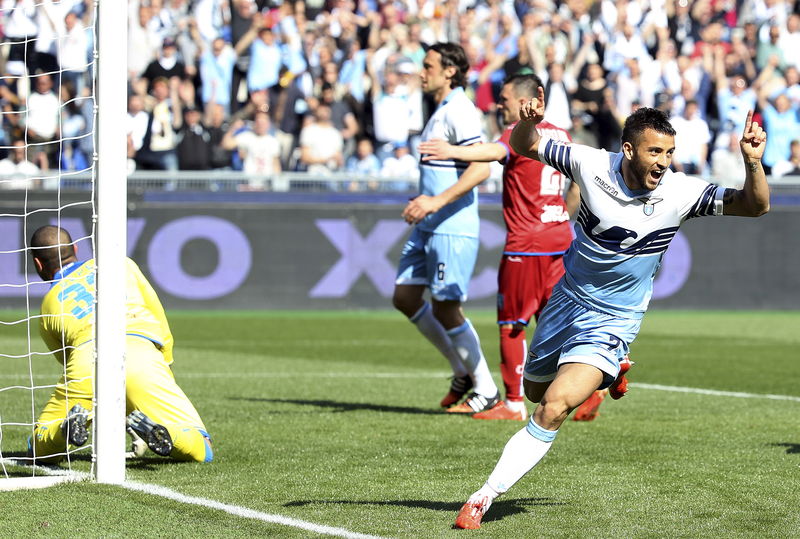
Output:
[18, 171, 800, 194]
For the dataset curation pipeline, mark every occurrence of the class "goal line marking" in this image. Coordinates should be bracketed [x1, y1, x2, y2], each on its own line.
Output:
[121, 481, 388, 539]
[0, 459, 385, 539]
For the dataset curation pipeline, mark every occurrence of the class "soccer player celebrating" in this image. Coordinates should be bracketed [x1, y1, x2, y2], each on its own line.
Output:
[453, 93, 769, 528]
[394, 42, 500, 413]
[29, 226, 213, 463]
[417, 73, 579, 420]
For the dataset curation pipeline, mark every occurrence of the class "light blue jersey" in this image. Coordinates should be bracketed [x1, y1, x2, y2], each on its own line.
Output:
[524, 136, 726, 384]
[539, 136, 725, 319]
[417, 87, 485, 237]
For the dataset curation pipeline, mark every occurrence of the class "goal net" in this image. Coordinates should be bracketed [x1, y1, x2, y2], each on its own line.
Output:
[0, 0, 126, 489]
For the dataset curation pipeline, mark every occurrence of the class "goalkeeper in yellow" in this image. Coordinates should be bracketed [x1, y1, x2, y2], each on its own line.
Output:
[29, 225, 213, 464]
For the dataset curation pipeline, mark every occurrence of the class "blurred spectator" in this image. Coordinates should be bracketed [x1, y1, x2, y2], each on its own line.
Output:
[0, 139, 44, 190]
[771, 139, 800, 179]
[379, 141, 417, 191]
[572, 63, 609, 144]
[670, 99, 711, 176]
[711, 132, 745, 188]
[346, 137, 381, 176]
[780, 14, 800, 72]
[199, 36, 237, 112]
[756, 25, 786, 72]
[243, 23, 283, 94]
[298, 104, 343, 174]
[127, 94, 149, 168]
[58, 11, 90, 95]
[667, 0, 700, 57]
[221, 111, 281, 186]
[176, 107, 212, 170]
[59, 82, 89, 172]
[229, 0, 259, 112]
[540, 62, 573, 131]
[368, 55, 413, 161]
[713, 67, 756, 149]
[25, 73, 61, 167]
[143, 37, 187, 93]
[319, 81, 359, 159]
[204, 102, 234, 169]
[128, 1, 163, 79]
[33, 0, 71, 75]
[757, 91, 800, 173]
[138, 77, 182, 171]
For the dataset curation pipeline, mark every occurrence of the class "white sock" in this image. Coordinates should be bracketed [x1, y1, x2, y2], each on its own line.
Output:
[504, 399, 526, 412]
[484, 418, 558, 495]
[448, 320, 498, 397]
[410, 302, 468, 377]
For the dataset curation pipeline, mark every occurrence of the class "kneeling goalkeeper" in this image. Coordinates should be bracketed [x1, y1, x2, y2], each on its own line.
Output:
[29, 225, 212, 464]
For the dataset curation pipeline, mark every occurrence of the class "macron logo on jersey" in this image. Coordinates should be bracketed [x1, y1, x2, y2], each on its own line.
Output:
[594, 176, 619, 197]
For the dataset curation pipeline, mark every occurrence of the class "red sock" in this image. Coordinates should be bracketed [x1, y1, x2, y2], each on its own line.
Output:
[499, 326, 527, 402]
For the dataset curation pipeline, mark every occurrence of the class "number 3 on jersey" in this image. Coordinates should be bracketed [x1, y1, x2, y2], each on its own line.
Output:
[437, 262, 445, 281]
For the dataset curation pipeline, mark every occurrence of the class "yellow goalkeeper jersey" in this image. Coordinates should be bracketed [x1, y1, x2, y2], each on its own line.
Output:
[39, 258, 174, 365]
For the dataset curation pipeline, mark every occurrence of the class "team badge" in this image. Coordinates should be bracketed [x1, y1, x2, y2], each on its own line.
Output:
[639, 197, 662, 216]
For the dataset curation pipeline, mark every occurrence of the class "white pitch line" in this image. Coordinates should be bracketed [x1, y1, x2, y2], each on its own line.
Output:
[122, 481, 388, 539]
[631, 382, 800, 402]
[1, 460, 386, 539]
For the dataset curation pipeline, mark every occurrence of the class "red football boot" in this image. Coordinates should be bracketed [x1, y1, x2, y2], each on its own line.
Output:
[454, 496, 491, 530]
[573, 389, 607, 421]
[608, 356, 634, 400]
[440, 375, 473, 408]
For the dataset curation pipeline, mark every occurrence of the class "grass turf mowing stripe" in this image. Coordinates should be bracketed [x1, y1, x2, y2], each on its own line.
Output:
[121, 481, 389, 539]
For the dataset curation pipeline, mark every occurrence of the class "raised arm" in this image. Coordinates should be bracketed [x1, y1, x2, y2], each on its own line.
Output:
[509, 86, 545, 160]
[722, 110, 770, 217]
[401, 161, 490, 224]
[418, 139, 507, 163]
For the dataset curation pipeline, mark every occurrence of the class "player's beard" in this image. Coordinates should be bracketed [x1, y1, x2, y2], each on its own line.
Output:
[630, 155, 662, 191]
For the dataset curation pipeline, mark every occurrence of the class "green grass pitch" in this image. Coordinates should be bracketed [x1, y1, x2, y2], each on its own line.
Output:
[1, 310, 799, 537]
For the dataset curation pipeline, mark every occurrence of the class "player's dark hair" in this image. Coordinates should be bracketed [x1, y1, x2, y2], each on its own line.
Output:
[502, 72, 544, 98]
[621, 107, 676, 146]
[30, 226, 75, 271]
[429, 42, 469, 89]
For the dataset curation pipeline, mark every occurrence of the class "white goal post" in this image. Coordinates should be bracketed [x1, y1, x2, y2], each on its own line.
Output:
[94, 0, 128, 484]
[0, 0, 127, 488]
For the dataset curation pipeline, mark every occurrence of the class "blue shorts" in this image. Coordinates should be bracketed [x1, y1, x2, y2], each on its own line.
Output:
[523, 286, 641, 388]
[395, 228, 479, 302]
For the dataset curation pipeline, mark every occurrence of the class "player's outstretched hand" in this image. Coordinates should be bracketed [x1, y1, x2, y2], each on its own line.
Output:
[419, 139, 453, 161]
[402, 195, 442, 225]
[740, 110, 766, 161]
[519, 86, 545, 124]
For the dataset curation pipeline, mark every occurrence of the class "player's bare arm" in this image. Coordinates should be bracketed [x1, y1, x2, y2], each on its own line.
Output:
[419, 139, 507, 163]
[722, 110, 770, 217]
[509, 86, 545, 160]
[564, 180, 581, 218]
[402, 161, 490, 224]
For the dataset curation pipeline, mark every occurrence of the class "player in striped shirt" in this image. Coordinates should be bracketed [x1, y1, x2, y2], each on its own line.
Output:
[454, 92, 770, 529]
[394, 42, 499, 413]
[417, 73, 579, 420]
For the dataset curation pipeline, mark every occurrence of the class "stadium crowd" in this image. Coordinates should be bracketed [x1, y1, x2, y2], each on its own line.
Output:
[1, 0, 800, 189]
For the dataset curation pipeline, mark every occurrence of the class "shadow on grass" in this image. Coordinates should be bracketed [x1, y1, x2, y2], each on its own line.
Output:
[230, 397, 447, 416]
[284, 497, 565, 523]
[771, 442, 800, 454]
[126, 457, 185, 470]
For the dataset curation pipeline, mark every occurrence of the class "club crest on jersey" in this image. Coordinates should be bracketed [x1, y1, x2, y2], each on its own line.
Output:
[639, 197, 662, 216]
